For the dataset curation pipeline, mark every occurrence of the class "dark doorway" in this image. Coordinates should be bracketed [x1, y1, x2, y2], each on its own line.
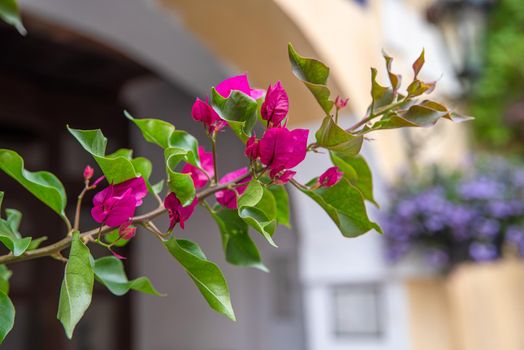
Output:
[0, 16, 150, 350]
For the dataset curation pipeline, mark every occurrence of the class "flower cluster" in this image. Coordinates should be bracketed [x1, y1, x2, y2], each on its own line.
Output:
[382, 156, 524, 270]
[89, 74, 341, 252]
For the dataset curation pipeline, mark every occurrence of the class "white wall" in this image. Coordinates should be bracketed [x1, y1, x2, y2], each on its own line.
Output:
[292, 120, 412, 350]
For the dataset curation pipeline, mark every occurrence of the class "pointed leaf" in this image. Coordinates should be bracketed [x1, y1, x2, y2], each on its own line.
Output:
[57, 232, 94, 339]
[315, 116, 363, 156]
[210, 207, 267, 271]
[0, 149, 67, 218]
[288, 43, 333, 114]
[412, 49, 425, 78]
[67, 127, 138, 184]
[297, 179, 381, 237]
[5, 209, 21, 234]
[27, 236, 47, 251]
[268, 185, 291, 228]
[164, 238, 236, 321]
[0, 265, 12, 294]
[369, 68, 395, 113]
[330, 152, 377, 206]
[0, 0, 26, 35]
[210, 88, 258, 143]
[152, 180, 165, 195]
[0, 291, 14, 344]
[94, 256, 163, 296]
[126, 112, 201, 166]
[126, 112, 176, 149]
[238, 181, 278, 247]
[164, 148, 196, 206]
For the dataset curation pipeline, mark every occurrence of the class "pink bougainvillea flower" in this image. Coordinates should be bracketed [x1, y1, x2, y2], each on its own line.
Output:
[244, 135, 259, 161]
[92, 187, 137, 227]
[91, 177, 147, 227]
[261, 81, 289, 127]
[215, 167, 251, 209]
[258, 127, 309, 177]
[83, 165, 94, 181]
[181, 146, 214, 189]
[335, 96, 349, 110]
[270, 169, 296, 185]
[318, 166, 344, 187]
[164, 192, 198, 231]
[215, 74, 264, 99]
[112, 177, 148, 206]
[192, 97, 227, 134]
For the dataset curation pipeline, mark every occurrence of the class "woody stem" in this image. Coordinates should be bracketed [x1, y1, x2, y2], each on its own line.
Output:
[0, 173, 251, 265]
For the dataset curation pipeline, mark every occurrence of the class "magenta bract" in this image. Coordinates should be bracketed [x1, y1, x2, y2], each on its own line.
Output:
[259, 127, 309, 177]
[261, 81, 289, 127]
[318, 166, 343, 187]
[91, 177, 147, 227]
[215, 74, 264, 99]
[164, 192, 198, 231]
[191, 97, 226, 134]
[182, 146, 214, 189]
[215, 167, 251, 209]
[244, 135, 259, 161]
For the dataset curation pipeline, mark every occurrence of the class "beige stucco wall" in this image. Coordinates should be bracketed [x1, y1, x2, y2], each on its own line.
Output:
[157, 0, 469, 184]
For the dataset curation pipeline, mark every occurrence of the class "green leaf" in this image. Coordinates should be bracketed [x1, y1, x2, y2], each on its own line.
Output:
[131, 156, 154, 192]
[126, 112, 176, 149]
[210, 88, 258, 143]
[67, 127, 138, 184]
[237, 181, 278, 247]
[372, 102, 449, 130]
[0, 149, 67, 218]
[315, 116, 363, 156]
[268, 185, 291, 228]
[164, 148, 196, 206]
[412, 49, 425, 78]
[27, 236, 47, 250]
[164, 238, 235, 321]
[169, 131, 201, 167]
[330, 152, 377, 206]
[369, 68, 395, 114]
[107, 148, 133, 160]
[0, 0, 26, 35]
[297, 179, 381, 237]
[0, 205, 31, 256]
[0, 291, 14, 344]
[288, 43, 333, 114]
[210, 207, 267, 271]
[94, 256, 163, 296]
[0, 265, 12, 294]
[382, 51, 402, 93]
[152, 180, 165, 195]
[0, 234, 31, 257]
[126, 112, 201, 166]
[104, 229, 129, 247]
[57, 232, 94, 339]
[5, 209, 21, 233]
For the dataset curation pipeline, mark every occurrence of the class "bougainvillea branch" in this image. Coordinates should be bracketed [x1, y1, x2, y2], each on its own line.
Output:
[0, 43, 471, 342]
[0, 173, 250, 265]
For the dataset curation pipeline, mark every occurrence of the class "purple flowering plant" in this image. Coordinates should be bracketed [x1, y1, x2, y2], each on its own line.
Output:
[383, 156, 524, 270]
[0, 41, 469, 342]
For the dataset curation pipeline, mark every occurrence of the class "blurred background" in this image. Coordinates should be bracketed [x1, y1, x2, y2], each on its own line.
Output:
[1, 0, 523, 349]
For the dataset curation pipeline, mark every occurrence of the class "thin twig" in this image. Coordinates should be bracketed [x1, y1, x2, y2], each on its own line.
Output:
[211, 135, 219, 185]
[0, 172, 251, 265]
